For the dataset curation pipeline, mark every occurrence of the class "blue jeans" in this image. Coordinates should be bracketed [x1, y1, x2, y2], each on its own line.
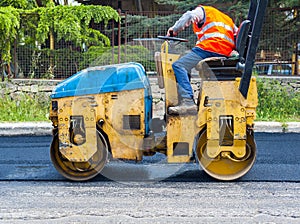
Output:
[172, 47, 224, 99]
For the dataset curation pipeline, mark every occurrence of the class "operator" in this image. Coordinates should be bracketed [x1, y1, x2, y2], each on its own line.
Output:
[167, 5, 238, 115]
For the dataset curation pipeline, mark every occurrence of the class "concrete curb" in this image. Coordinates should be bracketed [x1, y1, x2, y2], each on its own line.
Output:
[0, 122, 52, 136]
[0, 121, 299, 136]
[254, 121, 300, 133]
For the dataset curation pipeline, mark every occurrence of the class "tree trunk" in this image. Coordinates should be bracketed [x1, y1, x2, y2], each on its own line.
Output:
[136, 0, 143, 12]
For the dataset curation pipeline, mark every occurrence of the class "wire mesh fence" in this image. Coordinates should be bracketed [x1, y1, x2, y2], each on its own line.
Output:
[5, 7, 300, 80]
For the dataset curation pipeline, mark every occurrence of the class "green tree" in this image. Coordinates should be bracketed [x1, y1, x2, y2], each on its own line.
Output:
[0, 7, 20, 63]
[154, 0, 250, 21]
[0, 0, 29, 8]
[35, 4, 119, 47]
[0, 1, 120, 78]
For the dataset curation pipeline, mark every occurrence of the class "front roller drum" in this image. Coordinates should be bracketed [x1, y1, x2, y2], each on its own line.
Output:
[50, 129, 108, 181]
[196, 129, 256, 181]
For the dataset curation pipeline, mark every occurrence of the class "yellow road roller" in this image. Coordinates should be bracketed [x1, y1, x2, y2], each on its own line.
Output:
[49, 0, 268, 181]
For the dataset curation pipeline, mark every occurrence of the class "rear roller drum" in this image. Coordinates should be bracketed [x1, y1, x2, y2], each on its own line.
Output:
[50, 129, 108, 181]
[196, 129, 256, 181]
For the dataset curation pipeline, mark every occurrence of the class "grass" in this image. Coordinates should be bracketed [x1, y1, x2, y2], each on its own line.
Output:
[256, 78, 300, 122]
[0, 94, 49, 122]
[0, 78, 299, 122]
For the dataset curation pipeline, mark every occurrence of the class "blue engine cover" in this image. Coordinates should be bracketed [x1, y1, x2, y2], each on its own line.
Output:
[51, 62, 153, 135]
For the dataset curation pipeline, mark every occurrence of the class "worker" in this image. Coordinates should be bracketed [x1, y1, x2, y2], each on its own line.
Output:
[167, 5, 238, 115]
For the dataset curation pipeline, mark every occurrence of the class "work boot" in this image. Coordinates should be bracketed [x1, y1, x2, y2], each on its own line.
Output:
[168, 98, 198, 115]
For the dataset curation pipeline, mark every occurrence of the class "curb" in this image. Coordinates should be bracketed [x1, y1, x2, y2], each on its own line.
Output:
[254, 121, 300, 133]
[0, 122, 52, 136]
[0, 121, 300, 136]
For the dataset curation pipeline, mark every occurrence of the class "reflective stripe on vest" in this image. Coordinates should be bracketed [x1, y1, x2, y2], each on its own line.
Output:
[195, 22, 234, 36]
[196, 33, 235, 45]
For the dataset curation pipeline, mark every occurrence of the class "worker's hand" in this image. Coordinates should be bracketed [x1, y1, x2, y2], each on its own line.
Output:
[167, 27, 177, 37]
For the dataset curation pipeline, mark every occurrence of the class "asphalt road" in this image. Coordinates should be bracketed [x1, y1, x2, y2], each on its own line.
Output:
[0, 133, 299, 223]
[0, 133, 299, 182]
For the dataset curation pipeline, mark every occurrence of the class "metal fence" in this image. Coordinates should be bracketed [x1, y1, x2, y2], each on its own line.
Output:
[6, 7, 300, 79]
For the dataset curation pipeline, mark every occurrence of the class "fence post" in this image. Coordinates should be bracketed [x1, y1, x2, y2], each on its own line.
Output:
[49, 31, 55, 78]
[124, 12, 127, 63]
[112, 21, 115, 64]
[295, 43, 299, 76]
[13, 40, 18, 78]
[118, 9, 121, 64]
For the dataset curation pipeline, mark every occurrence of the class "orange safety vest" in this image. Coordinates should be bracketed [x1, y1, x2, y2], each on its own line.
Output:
[193, 6, 236, 56]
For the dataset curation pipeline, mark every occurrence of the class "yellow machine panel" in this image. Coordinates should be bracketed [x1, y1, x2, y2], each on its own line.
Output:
[56, 96, 98, 162]
[160, 42, 181, 107]
[197, 77, 258, 159]
[51, 88, 147, 164]
[166, 115, 197, 163]
[97, 89, 146, 161]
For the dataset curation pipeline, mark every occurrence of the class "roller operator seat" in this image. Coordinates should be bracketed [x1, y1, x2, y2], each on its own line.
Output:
[196, 20, 252, 80]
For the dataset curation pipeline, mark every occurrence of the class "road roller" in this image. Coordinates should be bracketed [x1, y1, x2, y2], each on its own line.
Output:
[49, 0, 267, 181]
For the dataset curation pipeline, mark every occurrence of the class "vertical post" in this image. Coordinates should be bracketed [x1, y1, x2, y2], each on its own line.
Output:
[0, 59, 2, 81]
[118, 9, 121, 64]
[49, 30, 55, 78]
[247, 0, 258, 24]
[49, 0, 55, 78]
[239, 0, 268, 98]
[112, 21, 115, 64]
[50, 31, 54, 50]
[295, 43, 299, 76]
[13, 39, 18, 78]
[124, 12, 127, 63]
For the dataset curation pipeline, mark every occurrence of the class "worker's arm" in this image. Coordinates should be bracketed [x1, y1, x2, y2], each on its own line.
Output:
[167, 6, 204, 36]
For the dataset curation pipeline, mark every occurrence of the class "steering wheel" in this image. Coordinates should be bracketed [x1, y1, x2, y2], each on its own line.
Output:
[157, 35, 188, 43]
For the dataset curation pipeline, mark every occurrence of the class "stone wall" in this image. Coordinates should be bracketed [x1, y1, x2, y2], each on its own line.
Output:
[1, 77, 299, 117]
[0, 79, 60, 103]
